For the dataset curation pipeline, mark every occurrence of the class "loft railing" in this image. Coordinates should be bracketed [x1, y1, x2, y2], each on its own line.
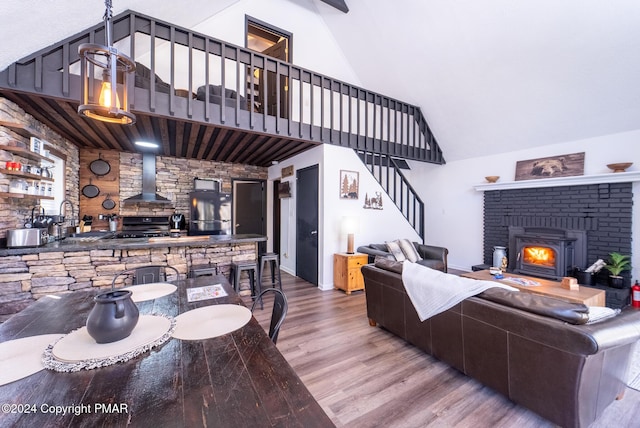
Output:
[2, 10, 445, 165]
[357, 150, 424, 241]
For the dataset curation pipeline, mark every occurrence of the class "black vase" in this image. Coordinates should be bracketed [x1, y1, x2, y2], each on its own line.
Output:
[608, 276, 625, 289]
[86, 290, 139, 344]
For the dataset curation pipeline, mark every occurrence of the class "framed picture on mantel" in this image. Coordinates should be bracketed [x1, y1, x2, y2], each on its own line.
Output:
[515, 152, 585, 181]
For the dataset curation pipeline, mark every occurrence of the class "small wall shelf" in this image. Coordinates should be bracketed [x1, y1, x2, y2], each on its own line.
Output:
[0, 168, 54, 182]
[0, 192, 54, 200]
[474, 171, 640, 192]
[0, 144, 54, 164]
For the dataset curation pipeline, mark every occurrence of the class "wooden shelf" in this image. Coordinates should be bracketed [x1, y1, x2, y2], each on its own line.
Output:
[0, 168, 54, 182]
[0, 192, 54, 200]
[0, 120, 47, 140]
[0, 145, 54, 164]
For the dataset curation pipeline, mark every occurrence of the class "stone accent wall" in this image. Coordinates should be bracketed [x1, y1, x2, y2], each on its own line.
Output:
[483, 183, 633, 287]
[118, 152, 267, 218]
[0, 97, 80, 236]
[0, 242, 256, 322]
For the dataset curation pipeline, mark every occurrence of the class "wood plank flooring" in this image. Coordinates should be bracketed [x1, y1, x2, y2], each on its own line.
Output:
[244, 271, 640, 428]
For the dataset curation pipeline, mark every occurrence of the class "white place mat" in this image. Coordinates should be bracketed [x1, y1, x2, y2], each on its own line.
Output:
[186, 283, 228, 302]
[44, 315, 174, 372]
[0, 334, 64, 386]
[172, 304, 252, 341]
[122, 282, 177, 302]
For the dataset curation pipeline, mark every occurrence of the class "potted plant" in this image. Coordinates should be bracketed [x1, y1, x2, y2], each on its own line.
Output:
[606, 252, 631, 288]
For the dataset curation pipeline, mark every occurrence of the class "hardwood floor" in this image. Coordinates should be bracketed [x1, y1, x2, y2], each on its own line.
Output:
[244, 271, 640, 428]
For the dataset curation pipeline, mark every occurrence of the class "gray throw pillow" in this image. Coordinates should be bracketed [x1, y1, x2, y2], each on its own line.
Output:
[399, 239, 422, 263]
[386, 240, 406, 262]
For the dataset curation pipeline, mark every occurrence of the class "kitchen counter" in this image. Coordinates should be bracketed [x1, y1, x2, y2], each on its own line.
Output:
[0, 234, 268, 321]
[0, 233, 266, 256]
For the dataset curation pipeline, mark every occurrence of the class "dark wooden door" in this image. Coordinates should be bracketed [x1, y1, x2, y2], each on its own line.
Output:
[296, 165, 318, 285]
[234, 180, 266, 254]
[259, 39, 288, 118]
[273, 179, 281, 255]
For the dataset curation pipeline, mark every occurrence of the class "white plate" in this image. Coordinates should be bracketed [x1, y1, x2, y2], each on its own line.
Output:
[0, 334, 64, 385]
[172, 304, 252, 341]
[52, 315, 172, 362]
[122, 282, 177, 302]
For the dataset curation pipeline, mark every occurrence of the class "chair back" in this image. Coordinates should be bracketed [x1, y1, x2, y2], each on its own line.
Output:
[251, 288, 288, 344]
[135, 266, 161, 284]
[112, 265, 180, 290]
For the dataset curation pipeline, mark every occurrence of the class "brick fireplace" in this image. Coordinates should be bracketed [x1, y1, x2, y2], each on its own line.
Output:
[483, 182, 633, 288]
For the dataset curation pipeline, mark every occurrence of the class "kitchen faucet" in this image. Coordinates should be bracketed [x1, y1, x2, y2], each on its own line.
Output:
[31, 205, 44, 224]
[59, 199, 76, 226]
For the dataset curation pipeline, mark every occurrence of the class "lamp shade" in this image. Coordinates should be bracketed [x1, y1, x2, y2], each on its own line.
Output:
[342, 216, 359, 234]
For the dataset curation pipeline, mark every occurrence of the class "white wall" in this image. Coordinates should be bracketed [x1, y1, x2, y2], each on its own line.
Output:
[192, 0, 361, 86]
[410, 129, 640, 281]
[268, 144, 420, 290]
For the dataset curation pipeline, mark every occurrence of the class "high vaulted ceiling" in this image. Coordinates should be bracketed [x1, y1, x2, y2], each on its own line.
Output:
[1, 0, 639, 162]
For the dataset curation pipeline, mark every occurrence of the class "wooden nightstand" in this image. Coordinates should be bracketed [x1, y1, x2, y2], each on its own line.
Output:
[333, 253, 368, 294]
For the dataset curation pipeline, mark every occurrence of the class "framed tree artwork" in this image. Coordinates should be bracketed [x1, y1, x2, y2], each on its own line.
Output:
[339, 170, 359, 199]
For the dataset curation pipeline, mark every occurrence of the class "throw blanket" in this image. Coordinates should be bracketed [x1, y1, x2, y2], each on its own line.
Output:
[402, 261, 518, 321]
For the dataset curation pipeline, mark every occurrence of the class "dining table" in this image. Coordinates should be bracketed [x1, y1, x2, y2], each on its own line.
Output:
[0, 275, 334, 427]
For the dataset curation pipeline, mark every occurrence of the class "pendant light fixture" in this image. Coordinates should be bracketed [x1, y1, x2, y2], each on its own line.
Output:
[78, 0, 136, 125]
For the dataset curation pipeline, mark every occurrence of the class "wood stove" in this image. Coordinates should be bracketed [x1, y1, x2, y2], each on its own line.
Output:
[508, 227, 587, 280]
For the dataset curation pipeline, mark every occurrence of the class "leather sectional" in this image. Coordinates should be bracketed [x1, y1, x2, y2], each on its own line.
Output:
[361, 259, 640, 428]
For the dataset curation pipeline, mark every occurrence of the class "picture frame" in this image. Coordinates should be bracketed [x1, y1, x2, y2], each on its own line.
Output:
[30, 137, 44, 155]
[339, 170, 359, 199]
[515, 152, 585, 181]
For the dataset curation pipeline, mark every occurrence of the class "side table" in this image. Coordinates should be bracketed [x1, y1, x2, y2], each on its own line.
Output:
[333, 253, 368, 294]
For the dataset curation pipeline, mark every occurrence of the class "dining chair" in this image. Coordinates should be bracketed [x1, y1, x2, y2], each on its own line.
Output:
[111, 265, 180, 290]
[250, 288, 288, 345]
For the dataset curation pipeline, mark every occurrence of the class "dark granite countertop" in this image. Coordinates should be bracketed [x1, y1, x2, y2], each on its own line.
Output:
[0, 234, 266, 256]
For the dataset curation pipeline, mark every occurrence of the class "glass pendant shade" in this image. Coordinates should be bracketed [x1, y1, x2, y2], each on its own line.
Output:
[77, 1, 136, 125]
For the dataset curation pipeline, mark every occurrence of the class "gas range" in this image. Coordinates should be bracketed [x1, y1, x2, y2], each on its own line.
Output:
[119, 216, 170, 238]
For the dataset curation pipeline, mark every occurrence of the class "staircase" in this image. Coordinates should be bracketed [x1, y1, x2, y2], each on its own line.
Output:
[357, 150, 424, 242]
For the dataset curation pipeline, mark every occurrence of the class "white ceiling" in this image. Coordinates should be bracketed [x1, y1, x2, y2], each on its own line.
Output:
[1, 0, 639, 162]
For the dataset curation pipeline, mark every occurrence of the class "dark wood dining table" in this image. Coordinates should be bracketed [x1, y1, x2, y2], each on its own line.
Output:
[0, 275, 334, 427]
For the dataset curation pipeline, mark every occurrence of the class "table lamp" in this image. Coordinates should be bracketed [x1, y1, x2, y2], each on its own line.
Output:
[342, 216, 359, 254]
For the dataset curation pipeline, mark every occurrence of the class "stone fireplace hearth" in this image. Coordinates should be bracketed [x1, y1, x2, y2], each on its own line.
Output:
[482, 182, 633, 291]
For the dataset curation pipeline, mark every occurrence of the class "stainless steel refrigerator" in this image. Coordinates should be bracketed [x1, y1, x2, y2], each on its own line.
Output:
[188, 190, 232, 235]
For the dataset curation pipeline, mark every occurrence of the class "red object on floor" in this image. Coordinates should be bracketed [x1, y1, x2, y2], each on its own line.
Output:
[631, 281, 640, 308]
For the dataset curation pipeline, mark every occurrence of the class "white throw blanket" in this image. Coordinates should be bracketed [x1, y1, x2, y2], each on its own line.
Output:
[402, 261, 518, 321]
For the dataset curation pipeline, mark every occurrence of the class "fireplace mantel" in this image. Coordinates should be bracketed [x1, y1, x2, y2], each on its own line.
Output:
[474, 171, 640, 192]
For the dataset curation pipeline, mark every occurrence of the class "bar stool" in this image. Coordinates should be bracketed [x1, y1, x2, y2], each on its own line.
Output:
[189, 263, 219, 278]
[230, 260, 261, 307]
[259, 253, 282, 290]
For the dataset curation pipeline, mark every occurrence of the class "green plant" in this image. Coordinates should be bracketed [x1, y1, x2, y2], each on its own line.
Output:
[606, 252, 631, 277]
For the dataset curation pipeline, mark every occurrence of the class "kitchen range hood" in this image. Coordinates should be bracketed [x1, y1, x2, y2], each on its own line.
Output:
[122, 152, 172, 204]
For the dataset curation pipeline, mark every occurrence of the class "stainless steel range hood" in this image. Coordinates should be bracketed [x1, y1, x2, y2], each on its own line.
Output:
[122, 152, 172, 204]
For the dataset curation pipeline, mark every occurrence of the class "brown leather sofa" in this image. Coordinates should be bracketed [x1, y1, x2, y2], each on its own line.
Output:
[362, 260, 640, 428]
[357, 242, 448, 272]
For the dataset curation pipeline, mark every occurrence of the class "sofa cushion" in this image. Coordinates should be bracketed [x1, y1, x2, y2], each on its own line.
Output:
[196, 84, 238, 100]
[399, 239, 422, 263]
[417, 259, 445, 271]
[374, 257, 404, 274]
[370, 243, 388, 252]
[386, 240, 406, 261]
[478, 288, 589, 324]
